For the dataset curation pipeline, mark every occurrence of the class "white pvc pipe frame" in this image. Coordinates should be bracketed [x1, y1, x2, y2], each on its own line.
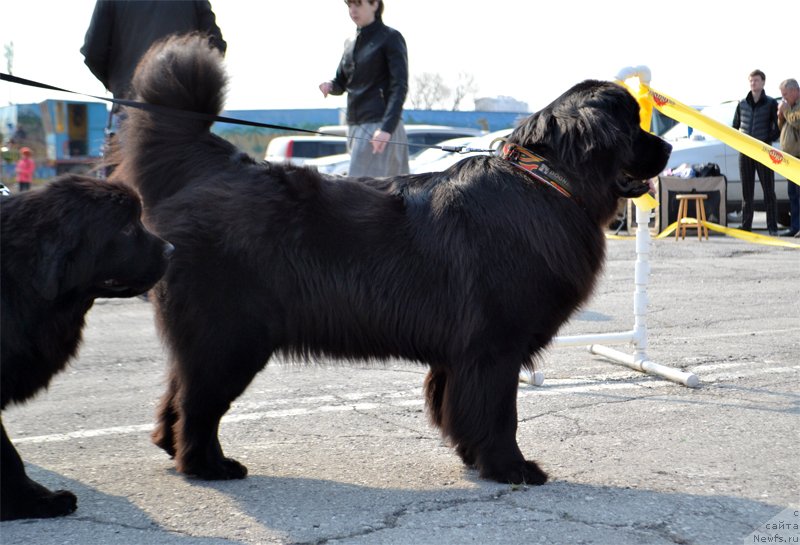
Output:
[521, 203, 700, 388]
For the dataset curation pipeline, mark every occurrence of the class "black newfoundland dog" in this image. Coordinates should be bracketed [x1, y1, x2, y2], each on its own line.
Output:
[0, 175, 173, 520]
[110, 34, 671, 485]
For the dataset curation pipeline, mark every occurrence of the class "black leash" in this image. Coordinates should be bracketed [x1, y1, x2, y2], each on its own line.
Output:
[1, 72, 495, 154]
[2, 72, 332, 136]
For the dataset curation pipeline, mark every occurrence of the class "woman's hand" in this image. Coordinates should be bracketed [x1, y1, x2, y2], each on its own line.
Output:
[371, 130, 391, 154]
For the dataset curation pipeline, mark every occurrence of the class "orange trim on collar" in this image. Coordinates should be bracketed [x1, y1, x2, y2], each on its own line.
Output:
[495, 138, 573, 199]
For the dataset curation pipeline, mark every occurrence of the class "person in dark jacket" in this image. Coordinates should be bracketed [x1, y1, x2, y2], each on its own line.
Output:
[732, 69, 780, 235]
[81, 0, 226, 135]
[319, 0, 409, 177]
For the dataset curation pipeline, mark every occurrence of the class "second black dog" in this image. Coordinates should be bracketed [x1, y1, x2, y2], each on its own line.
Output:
[1, 175, 173, 520]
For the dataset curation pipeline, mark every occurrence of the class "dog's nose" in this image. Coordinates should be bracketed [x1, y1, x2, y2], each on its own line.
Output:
[162, 242, 175, 259]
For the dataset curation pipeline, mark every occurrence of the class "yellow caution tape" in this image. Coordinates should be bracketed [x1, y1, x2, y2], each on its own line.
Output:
[608, 226, 800, 247]
[632, 190, 658, 211]
[637, 219, 800, 247]
[611, 70, 799, 249]
[622, 78, 661, 211]
[645, 85, 800, 184]
[617, 72, 799, 234]
[656, 220, 800, 247]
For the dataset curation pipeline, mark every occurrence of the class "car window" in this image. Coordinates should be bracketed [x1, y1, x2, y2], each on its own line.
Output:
[292, 140, 348, 158]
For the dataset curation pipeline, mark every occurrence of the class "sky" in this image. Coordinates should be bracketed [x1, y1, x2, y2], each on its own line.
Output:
[1, 0, 796, 114]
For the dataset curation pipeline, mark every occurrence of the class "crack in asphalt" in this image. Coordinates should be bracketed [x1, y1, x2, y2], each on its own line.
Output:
[291, 487, 706, 545]
[294, 490, 530, 545]
[519, 389, 663, 424]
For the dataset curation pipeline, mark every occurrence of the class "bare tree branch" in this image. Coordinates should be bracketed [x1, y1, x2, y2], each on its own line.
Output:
[451, 72, 477, 111]
[409, 72, 452, 110]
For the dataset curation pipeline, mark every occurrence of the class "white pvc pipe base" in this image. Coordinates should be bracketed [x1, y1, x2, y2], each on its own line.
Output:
[589, 344, 699, 388]
[519, 370, 545, 386]
[519, 198, 700, 390]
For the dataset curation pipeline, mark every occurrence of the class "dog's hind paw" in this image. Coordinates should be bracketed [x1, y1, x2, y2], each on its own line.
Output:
[181, 457, 248, 481]
[480, 460, 548, 486]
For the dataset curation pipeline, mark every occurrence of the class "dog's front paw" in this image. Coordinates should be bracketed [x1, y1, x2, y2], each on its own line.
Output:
[151, 427, 176, 458]
[35, 489, 78, 518]
[1, 487, 77, 521]
[480, 459, 548, 486]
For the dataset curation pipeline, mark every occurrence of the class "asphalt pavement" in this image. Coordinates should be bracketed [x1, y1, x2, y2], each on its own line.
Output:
[2, 224, 798, 545]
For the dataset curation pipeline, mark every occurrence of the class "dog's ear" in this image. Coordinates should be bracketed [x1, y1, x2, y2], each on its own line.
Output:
[31, 222, 83, 301]
[32, 238, 69, 300]
[547, 111, 631, 175]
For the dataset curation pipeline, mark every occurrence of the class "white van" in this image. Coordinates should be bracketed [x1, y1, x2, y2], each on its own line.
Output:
[264, 135, 348, 166]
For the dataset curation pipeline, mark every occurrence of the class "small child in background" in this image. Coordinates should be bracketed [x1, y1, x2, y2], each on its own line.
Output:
[15, 147, 35, 192]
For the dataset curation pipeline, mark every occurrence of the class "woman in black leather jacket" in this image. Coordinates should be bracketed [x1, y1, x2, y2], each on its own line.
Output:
[320, 0, 409, 177]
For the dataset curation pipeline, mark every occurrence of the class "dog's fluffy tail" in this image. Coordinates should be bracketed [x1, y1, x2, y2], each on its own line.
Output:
[130, 32, 227, 132]
[109, 33, 228, 202]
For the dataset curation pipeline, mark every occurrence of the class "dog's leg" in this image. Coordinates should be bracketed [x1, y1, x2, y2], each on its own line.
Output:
[174, 392, 247, 480]
[425, 368, 477, 467]
[424, 369, 447, 429]
[440, 359, 548, 485]
[170, 340, 272, 480]
[153, 276, 277, 480]
[151, 369, 180, 457]
[1, 419, 77, 520]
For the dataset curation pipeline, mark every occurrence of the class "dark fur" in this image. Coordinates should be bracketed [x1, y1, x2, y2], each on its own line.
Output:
[0, 175, 172, 520]
[111, 34, 671, 484]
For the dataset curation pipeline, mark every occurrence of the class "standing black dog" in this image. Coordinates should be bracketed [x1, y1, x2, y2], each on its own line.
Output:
[1, 175, 173, 520]
[111, 34, 671, 485]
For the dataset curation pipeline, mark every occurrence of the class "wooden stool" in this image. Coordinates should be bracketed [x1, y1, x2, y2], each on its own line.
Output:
[675, 194, 709, 240]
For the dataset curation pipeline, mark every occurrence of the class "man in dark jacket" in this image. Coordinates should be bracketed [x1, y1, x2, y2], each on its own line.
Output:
[81, 0, 226, 131]
[319, 0, 409, 177]
[732, 69, 780, 235]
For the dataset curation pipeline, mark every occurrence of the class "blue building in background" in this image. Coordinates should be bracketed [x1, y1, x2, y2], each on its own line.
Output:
[2, 102, 524, 182]
[217, 108, 523, 133]
[1, 100, 108, 180]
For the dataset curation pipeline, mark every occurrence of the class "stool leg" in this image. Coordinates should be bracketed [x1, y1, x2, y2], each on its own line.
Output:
[683, 200, 689, 240]
[674, 200, 680, 240]
[675, 199, 685, 240]
[681, 200, 689, 240]
[699, 200, 708, 239]
[695, 199, 702, 241]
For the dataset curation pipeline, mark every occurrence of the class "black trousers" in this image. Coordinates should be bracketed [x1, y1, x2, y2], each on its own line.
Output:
[739, 154, 778, 232]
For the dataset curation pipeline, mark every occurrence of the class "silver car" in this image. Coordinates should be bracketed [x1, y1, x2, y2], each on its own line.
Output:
[306, 125, 485, 175]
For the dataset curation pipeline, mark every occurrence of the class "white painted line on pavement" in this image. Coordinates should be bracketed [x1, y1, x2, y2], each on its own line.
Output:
[13, 365, 796, 445]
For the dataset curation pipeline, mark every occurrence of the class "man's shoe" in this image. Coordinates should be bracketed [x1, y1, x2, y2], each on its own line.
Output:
[727, 210, 743, 222]
[778, 229, 800, 237]
[769, 230, 779, 237]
